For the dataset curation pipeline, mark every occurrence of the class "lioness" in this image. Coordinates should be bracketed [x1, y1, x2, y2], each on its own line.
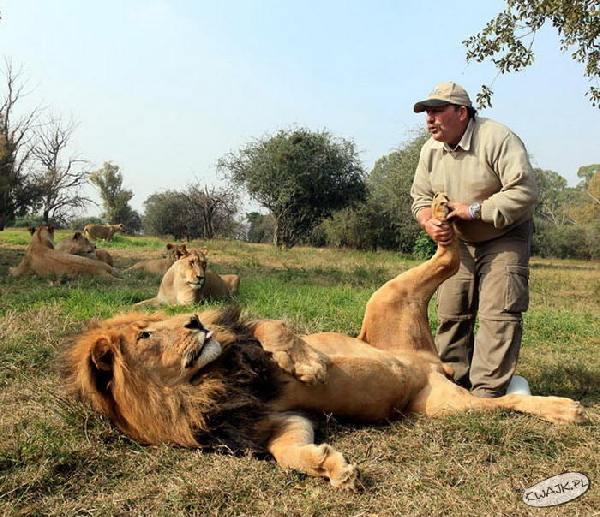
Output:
[83, 223, 124, 241]
[55, 231, 115, 266]
[64, 195, 584, 489]
[9, 226, 119, 279]
[136, 248, 240, 306]
[55, 231, 96, 256]
[126, 243, 189, 276]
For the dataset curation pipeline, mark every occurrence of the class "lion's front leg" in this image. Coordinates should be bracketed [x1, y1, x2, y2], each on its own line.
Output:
[251, 320, 329, 385]
[266, 412, 359, 490]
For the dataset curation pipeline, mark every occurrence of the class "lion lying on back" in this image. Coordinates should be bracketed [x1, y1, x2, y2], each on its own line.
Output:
[136, 248, 240, 306]
[9, 226, 119, 279]
[63, 194, 584, 489]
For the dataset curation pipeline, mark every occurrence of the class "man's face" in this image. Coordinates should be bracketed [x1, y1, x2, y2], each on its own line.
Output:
[424, 105, 468, 145]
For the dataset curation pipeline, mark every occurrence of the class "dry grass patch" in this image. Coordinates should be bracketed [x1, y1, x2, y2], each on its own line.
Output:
[0, 234, 598, 516]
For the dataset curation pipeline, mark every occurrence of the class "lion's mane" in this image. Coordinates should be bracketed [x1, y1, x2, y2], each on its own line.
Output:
[62, 307, 282, 454]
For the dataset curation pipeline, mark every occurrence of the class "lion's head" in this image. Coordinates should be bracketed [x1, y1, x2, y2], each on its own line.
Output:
[174, 248, 208, 290]
[29, 225, 55, 249]
[55, 231, 96, 255]
[63, 308, 280, 451]
[166, 242, 189, 261]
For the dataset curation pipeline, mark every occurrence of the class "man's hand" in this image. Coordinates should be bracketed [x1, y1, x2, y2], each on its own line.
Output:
[417, 206, 455, 245]
[447, 201, 471, 221]
[424, 218, 454, 245]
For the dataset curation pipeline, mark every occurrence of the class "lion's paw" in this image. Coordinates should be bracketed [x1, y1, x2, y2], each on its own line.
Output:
[272, 345, 329, 385]
[542, 397, 585, 424]
[432, 192, 451, 222]
[329, 463, 360, 490]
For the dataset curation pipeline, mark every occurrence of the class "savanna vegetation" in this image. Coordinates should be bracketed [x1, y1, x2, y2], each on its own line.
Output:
[0, 230, 598, 516]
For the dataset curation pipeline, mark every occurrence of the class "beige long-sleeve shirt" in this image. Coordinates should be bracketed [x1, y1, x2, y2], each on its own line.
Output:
[411, 117, 538, 243]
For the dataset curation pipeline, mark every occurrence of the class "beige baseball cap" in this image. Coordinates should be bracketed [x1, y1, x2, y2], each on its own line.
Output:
[413, 82, 472, 113]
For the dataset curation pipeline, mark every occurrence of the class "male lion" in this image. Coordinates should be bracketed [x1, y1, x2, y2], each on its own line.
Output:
[83, 223, 124, 241]
[126, 243, 189, 276]
[63, 195, 583, 489]
[136, 248, 240, 306]
[9, 226, 119, 279]
[55, 231, 115, 266]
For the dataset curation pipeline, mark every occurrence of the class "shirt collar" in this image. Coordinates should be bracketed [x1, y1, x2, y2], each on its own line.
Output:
[431, 118, 475, 152]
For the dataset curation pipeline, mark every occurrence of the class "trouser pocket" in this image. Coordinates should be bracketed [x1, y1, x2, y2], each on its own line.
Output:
[503, 265, 529, 314]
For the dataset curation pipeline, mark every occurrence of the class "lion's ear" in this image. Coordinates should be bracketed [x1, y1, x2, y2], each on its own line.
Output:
[199, 247, 209, 256]
[174, 245, 189, 260]
[91, 337, 116, 372]
[73, 231, 83, 239]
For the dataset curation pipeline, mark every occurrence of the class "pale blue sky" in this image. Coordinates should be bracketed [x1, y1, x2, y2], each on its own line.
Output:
[1, 0, 598, 214]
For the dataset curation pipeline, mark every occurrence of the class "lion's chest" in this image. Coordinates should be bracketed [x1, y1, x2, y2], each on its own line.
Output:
[275, 354, 426, 422]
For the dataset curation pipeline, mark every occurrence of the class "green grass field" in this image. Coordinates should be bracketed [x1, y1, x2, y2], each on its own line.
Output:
[1, 229, 598, 516]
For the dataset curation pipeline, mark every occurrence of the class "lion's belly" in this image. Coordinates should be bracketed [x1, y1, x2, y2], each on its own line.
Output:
[275, 354, 427, 422]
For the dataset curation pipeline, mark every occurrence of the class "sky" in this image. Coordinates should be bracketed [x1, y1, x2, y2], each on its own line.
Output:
[1, 0, 598, 215]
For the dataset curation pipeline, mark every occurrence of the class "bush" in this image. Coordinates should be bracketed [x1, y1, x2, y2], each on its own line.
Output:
[12, 216, 66, 229]
[68, 216, 104, 231]
[533, 220, 600, 260]
[412, 231, 437, 259]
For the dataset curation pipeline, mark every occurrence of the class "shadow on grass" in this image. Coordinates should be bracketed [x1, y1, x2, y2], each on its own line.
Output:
[532, 363, 599, 403]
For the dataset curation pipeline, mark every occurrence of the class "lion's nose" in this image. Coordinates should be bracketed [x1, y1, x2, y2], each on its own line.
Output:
[184, 315, 208, 332]
[185, 315, 201, 329]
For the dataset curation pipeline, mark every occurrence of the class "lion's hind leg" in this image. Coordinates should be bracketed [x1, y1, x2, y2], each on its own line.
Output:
[415, 373, 584, 424]
[266, 412, 359, 490]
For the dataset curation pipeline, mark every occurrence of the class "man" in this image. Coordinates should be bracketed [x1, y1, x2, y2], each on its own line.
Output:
[410, 82, 538, 398]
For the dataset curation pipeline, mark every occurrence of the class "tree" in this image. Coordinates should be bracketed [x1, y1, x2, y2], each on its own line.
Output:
[143, 190, 190, 240]
[576, 163, 600, 190]
[30, 114, 93, 223]
[245, 212, 275, 243]
[367, 129, 430, 252]
[464, 0, 600, 108]
[90, 161, 137, 227]
[533, 168, 570, 225]
[182, 183, 239, 239]
[143, 183, 239, 240]
[0, 59, 43, 229]
[218, 127, 367, 248]
[570, 168, 600, 223]
[321, 195, 392, 251]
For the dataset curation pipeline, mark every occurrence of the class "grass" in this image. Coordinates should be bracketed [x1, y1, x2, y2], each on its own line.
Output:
[0, 231, 598, 516]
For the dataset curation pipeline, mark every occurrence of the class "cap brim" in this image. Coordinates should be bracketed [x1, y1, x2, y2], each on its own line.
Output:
[413, 99, 452, 113]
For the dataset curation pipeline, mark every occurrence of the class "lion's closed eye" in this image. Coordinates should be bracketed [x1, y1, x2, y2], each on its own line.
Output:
[138, 331, 151, 340]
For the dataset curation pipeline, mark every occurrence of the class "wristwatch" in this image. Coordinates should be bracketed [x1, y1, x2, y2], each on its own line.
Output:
[468, 202, 482, 220]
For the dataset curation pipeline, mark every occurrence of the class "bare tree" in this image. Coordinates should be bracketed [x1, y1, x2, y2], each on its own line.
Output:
[183, 183, 239, 239]
[30, 114, 93, 223]
[0, 58, 43, 229]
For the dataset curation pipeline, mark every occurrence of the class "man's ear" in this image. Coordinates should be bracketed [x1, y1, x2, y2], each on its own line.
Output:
[459, 105, 469, 121]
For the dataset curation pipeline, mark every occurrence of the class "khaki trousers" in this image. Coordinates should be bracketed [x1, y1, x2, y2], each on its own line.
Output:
[435, 220, 533, 397]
